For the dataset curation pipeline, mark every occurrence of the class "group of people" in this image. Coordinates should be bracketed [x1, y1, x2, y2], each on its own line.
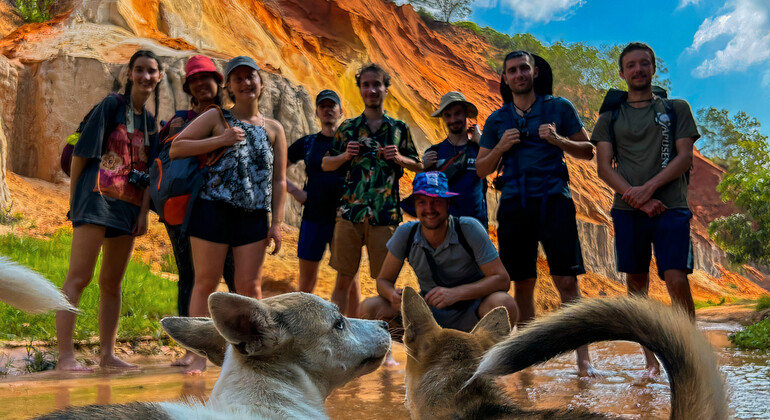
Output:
[56, 41, 700, 379]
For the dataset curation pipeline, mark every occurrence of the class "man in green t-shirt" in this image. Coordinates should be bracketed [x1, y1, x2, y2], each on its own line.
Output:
[591, 42, 701, 377]
[322, 63, 422, 316]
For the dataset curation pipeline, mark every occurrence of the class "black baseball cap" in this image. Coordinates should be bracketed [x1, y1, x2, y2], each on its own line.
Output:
[316, 89, 341, 106]
[225, 56, 260, 80]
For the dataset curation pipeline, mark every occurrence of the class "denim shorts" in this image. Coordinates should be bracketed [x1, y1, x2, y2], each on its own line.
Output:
[297, 220, 335, 262]
[611, 208, 694, 277]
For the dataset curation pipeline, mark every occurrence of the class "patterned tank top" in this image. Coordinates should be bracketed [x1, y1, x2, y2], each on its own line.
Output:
[200, 115, 273, 211]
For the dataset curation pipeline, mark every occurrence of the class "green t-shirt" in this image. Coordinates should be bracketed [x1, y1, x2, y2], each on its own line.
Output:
[591, 98, 700, 210]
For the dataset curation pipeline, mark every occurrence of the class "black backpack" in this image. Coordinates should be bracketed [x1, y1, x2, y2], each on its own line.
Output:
[598, 86, 686, 182]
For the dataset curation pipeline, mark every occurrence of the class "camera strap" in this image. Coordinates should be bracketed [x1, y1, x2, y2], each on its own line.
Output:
[125, 98, 149, 173]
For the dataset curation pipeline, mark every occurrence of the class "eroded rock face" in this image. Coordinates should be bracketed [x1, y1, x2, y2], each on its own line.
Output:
[0, 55, 17, 210]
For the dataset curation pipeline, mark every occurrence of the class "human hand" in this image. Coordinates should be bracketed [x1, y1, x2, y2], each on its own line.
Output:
[422, 150, 438, 169]
[424, 287, 460, 309]
[497, 128, 521, 153]
[381, 144, 401, 161]
[622, 184, 656, 209]
[132, 211, 149, 236]
[222, 127, 246, 146]
[345, 141, 360, 160]
[538, 123, 559, 145]
[640, 199, 666, 218]
[267, 223, 282, 255]
[390, 288, 403, 311]
[469, 124, 481, 143]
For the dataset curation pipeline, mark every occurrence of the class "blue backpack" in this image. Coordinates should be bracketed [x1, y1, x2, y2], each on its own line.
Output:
[149, 105, 231, 231]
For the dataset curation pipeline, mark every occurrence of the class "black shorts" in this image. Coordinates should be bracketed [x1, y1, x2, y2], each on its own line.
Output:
[188, 199, 269, 247]
[497, 194, 585, 281]
[71, 221, 131, 238]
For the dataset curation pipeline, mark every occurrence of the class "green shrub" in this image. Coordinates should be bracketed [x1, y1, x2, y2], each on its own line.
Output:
[160, 251, 178, 275]
[453, 21, 482, 35]
[757, 294, 770, 311]
[0, 230, 177, 342]
[416, 7, 435, 23]
[15, 0, 55, 23]
[729, 319, 770, 350]
[23, 343, 56, 373]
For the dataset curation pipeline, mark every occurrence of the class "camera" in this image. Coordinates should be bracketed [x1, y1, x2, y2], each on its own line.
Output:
[128, 169, 150, 188]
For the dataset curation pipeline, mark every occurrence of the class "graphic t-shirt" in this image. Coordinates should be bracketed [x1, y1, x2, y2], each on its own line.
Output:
[71, 94, 158, 233]
[288, 132, 345, 224]
[591, 98, 700, 210]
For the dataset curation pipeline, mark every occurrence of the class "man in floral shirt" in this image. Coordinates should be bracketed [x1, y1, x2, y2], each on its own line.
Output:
[322, 63, 421, 316]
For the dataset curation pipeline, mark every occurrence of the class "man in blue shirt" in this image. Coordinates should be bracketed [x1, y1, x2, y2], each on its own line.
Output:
[287, 90, 358, 307]
[422, 91, 488, 228]
[476, 51, 597, 376]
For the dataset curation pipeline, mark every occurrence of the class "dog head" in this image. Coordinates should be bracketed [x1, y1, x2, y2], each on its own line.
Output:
[400, 287, 510, 419]
[162, 292, 391, 396]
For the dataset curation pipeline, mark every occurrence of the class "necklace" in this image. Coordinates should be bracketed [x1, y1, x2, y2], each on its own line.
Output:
[513, 100, 534, 115]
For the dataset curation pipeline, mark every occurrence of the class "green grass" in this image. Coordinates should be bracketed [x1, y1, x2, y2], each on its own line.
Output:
[0, 230, 177, 342]
[694, 296, 726, 310]
[757, 294, 770, 311]
[729, 319, 770, 350]
[15, 0, 55, 23]
[160, 250, 178, 275]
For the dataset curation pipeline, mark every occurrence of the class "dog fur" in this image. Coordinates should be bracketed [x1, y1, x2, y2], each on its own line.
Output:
[0, 256, 77, 314]
[400, 286, 727, 420]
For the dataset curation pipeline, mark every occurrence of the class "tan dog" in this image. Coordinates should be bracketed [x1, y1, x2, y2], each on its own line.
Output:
[35, 292, 391, 419]
[401, 287, 727, 420]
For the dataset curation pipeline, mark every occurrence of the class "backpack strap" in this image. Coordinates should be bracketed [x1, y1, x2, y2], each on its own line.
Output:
[405, 222, 420, 261]
[454, 217, 475, 260]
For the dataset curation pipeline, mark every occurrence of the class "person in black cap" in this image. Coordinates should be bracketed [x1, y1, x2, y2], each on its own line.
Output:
[476, 50, 597, 377]
[286, 90, 359, 302]
[171, 55, 288, 374]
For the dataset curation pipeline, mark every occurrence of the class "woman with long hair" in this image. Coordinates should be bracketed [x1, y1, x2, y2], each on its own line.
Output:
[57, 49, 163, 371]
[171, 56, 287, 374]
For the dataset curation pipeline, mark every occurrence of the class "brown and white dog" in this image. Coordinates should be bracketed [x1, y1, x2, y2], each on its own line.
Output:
[400, 286, 727, 420]
[0, 259, 390, 419]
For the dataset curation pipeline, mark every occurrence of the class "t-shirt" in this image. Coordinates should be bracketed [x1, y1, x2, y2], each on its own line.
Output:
[591, 98, 700, 210]
[287, 132, 345, 224]
[425, 139, 487, 227]
[387, 216, 498, 294]
[329, 113, 419, 226]
[71, 94, 158, 233]
[480, 95, 584, 200]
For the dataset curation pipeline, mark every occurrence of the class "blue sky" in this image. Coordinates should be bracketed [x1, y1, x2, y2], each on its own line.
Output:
[469, 0, 770, 136]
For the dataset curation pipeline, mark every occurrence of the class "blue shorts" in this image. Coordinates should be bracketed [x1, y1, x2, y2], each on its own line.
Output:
[611, 208, 694, 277]
[297, 220, 335, 262]
[497, 194, 585, 281]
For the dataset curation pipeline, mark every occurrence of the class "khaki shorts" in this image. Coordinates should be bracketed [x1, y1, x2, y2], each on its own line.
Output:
[330, 218, 395, 277]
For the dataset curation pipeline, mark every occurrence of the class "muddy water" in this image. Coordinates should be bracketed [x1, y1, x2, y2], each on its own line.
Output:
[1, 323, 768, 419]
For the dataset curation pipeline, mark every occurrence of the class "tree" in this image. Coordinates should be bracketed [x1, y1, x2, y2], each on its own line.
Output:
[699, 108, 770, 265]
[409, 0, 473, 23]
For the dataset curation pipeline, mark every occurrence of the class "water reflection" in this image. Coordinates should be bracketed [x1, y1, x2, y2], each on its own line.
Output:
[0, 323, 767, 419]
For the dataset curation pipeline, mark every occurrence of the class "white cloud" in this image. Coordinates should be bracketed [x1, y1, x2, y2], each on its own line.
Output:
[678, 0, 701, 9]
[476, 0, 586, 24]
[688, 0, 770, 78]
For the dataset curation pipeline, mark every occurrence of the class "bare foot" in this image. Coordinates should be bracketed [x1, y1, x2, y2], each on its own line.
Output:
[171, 350, 196, 367]
[183, 355, 207, 375]
[100, 354, 138, 370]
[383, 351, 399, 367]
[642, 364, 661, 379]
[57, 356, 94, 372]
[578, 364, 603, 379]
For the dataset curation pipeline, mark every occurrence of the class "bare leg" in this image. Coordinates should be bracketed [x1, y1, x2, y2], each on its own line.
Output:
[185, 237, 229, 374]
[663, 269, 695, 320]
[627, 272, 660, 376]
[513, 278, 537, 324]
[98, 234, 138, 369]
[332, 273, 356, 315]
[552, 275, 596, 377]
[232, 239, 269, 299]
[346, 272, 361, 318]
[56, 224, 105, 372]
[297, 259, 321, 293]
[478, 291, 518, 329]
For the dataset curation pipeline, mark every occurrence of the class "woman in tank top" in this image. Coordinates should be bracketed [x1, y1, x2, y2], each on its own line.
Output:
[170, 56, 287, 374]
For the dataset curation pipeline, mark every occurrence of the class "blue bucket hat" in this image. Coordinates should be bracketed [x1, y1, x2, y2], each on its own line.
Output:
[400, 171, 459, 217]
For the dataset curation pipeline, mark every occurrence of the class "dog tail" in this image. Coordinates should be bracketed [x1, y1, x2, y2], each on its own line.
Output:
[470, 297, 727, 420]
[0, 256, 77, 314]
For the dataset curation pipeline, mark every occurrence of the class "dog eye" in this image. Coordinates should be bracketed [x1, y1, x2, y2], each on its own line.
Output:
[334, 318, 346, 331]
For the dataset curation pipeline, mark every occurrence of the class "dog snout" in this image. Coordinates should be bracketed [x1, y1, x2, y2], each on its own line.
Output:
[377, 320, 388, 330]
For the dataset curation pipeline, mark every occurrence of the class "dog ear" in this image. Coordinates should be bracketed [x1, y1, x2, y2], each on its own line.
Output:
[471, 306, 511, 342]
[401, 286, 440, 343]
[208, 292, 283, 357]
[161, 317, 227, 366]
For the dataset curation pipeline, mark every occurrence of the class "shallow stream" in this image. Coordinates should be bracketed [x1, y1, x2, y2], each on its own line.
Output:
[0, 322, 767, 419]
